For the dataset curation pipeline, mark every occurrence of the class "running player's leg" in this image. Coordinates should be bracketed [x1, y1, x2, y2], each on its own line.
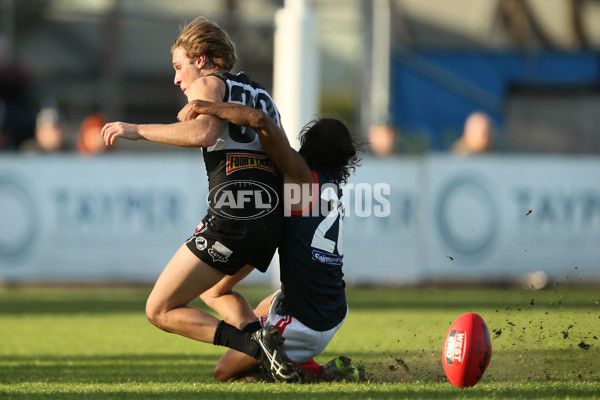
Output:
[211, 290, 278, 381]
[145, 244, 228, 342]
[199, 264, 256, 329]
[146, 244, 299, 382]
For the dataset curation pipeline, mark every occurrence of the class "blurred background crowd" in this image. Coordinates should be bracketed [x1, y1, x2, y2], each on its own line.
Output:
[1, 0, 599, 157]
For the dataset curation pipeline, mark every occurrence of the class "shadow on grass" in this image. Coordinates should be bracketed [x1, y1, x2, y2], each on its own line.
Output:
[345, 288, 600, 311]
[1, 354, 218, 384]
[321, 347, 600, 384]
[0, 288, 150, 315]
[0, 287, 273, 315]
[3, 348, 599, 386]
[1, 287, 598, 315]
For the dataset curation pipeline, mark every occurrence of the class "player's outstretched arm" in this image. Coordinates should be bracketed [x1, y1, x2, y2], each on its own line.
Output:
[100, 118, 216, 147]
[180, 100, 313, 185]
[101, 76, 225, 148]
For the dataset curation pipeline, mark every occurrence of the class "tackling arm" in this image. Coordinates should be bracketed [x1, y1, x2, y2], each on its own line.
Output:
[181, 100, 313, 185]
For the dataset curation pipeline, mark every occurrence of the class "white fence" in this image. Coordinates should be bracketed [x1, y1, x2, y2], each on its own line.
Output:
[1, 154, 598, 286]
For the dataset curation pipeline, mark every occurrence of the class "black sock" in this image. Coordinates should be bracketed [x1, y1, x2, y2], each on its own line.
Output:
[242, 319, 262, 333]
[213, 320, 261, 360]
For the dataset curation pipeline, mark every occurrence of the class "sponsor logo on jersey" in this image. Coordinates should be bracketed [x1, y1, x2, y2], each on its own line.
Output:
[445, 330, 466, 364]
[226, 153, 276, 175]
[208, 241, 233, 263]
[311, 250, 343, 266]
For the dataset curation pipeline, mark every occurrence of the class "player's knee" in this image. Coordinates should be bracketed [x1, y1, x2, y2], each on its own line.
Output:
[213, 357, 241, 382]
[145, 300, 165, 330]
[213, 363, 232, 382]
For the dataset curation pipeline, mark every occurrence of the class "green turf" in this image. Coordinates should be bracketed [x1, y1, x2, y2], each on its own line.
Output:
[1, 285, 599, 399]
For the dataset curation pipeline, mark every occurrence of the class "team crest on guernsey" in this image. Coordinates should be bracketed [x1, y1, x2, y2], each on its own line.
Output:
[226, 153, 276, 175]
[208, 241, 233, 263]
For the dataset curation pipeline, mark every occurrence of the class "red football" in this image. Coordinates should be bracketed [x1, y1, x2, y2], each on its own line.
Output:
[442, 312, 492, 388]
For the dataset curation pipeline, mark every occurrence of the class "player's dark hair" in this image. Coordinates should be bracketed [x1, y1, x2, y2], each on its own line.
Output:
[298, 118, 363, 184]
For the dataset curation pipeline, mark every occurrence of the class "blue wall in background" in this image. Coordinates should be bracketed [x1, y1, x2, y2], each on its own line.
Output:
[391, 51, 600, 151]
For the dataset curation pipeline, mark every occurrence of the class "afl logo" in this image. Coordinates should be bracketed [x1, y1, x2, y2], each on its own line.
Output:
[207, 180, 279, 220]
[0, 175, 37, 262]
[436, 175, 499, 260]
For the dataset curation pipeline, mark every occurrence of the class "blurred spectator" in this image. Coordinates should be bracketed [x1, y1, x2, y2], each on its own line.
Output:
[368, 124, 396, 156]
[0, 34, 36, 149]
[452, 112, 495, 155]
[20, 106, 69, 153]
[77, 113, 110, 155]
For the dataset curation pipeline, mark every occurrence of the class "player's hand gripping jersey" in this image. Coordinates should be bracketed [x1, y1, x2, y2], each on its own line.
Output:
[186, 72, 283, 275]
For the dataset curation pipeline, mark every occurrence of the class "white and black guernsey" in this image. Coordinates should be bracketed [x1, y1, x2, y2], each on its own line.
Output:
[203, 71, 283, 224]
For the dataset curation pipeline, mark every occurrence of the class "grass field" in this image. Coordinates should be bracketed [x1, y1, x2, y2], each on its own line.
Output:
[1, 285, 599, 399]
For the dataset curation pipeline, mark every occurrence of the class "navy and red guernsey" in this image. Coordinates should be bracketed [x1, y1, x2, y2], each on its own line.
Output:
[275, 170, 347, 331]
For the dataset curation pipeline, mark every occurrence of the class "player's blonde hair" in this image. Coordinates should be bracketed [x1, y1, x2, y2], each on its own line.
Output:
[171, 16, 238, 71]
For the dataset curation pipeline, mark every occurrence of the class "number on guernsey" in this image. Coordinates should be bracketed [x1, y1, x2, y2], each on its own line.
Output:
[311, 186, 344, 254]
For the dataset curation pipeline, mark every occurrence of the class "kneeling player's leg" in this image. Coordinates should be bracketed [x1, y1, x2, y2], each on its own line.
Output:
[214, 348, 261, 382]
[253, 292, 276, 317]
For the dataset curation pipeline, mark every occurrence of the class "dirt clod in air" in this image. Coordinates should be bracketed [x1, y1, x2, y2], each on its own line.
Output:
[578, 341, 591, 350]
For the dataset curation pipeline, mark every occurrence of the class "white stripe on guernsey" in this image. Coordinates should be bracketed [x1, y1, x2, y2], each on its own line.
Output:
[206, 81, 279, 153]
[226, 80, 281, 127]
[206, 122, 263, 152]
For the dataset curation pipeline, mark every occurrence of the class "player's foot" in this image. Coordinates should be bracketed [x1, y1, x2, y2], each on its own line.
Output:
[252, 325, 302, 383]
[322, 356, 367, 381]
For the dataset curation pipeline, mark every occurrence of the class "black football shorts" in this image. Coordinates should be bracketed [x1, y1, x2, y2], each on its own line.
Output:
[185, 213, 282, 275]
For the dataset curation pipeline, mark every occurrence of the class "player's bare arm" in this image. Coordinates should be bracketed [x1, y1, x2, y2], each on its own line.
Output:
[179, 100, 314, 186]
[100, 76, 226, 148]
